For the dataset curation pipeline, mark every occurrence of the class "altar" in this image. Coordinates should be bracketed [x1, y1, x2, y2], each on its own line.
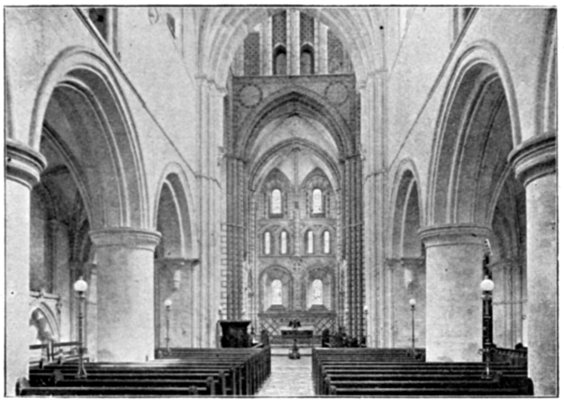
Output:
[280, 326, 314, 347]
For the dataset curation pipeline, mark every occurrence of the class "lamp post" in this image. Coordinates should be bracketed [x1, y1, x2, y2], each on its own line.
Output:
[164, 298, 172, 353]
[480, 278, 495, 378]
[73, 276, 88, 379]
[409, 298, 416, 356]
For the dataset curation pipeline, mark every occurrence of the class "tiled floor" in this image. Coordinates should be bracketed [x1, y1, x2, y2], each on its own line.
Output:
[257, 355, 314, 397]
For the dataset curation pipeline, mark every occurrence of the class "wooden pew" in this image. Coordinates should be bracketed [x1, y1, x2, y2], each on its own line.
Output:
[22, 346, 271, 397]
[31, 362, 235, 395]
[156, 346, 271, 394]
[312, 347, 533, 396]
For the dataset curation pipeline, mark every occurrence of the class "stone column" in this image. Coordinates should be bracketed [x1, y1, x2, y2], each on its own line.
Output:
[262, 18, 273, 76]
[490, 259, 510, 346]
[90, 228, 160, 362]
[49, 220, 72, 341]
[419, 224, 490, 361]
[384, 259, 398, 347]
[317, 23, 328, 75]
[509, 134, 556, 396]
[288, 9, 300, 75]
[5, 139, 47, 395]
[360, 74, 385, 346]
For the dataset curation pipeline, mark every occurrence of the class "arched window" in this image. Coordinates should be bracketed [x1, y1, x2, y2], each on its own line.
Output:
[312, 279, 323, 305]
[280, 231, 288, 255]
[323, 231, 331, 254]
[312, 188, 323, 214]
[306, 230, 314, 254]
[300, 45, 314, 75]
[273, 46, 287, 75]
[271, 279, 282, 305]
[271, 189, 282, 215]
[264, 231, 272, 255]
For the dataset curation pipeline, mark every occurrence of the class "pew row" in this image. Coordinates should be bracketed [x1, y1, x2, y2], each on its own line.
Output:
[312, 347, 533, 396]
[20, 346, 271, 396]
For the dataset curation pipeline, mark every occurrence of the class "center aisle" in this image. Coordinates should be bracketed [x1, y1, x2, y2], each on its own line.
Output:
[257, 354, 314, 397]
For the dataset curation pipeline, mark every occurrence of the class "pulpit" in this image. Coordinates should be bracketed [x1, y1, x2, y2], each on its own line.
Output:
[219, 320, 251, 348]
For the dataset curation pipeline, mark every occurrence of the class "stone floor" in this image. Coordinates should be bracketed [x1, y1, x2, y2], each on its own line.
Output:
[256, 354, 314, 397]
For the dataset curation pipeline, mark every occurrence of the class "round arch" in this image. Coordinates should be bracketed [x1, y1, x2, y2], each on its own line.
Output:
[258, 265, 294, 311]
[303, 263, 336, 310]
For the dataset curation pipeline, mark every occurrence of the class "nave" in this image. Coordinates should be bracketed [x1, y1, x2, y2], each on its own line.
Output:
[5, 5, 556, 397]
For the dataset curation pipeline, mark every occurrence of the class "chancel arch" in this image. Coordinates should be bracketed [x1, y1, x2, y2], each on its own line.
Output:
[226, 68, 361, 336]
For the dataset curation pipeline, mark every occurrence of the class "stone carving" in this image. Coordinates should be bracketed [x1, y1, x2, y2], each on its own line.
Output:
[325, 82, 349, 105]
[238, 84, 263, 108]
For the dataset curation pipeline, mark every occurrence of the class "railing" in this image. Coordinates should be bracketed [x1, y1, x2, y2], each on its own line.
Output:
[491, 346, 527, 366]
[30, 341, 85, 364]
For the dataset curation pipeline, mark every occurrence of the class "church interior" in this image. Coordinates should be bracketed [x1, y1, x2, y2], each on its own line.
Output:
[5, 6, 556, 397]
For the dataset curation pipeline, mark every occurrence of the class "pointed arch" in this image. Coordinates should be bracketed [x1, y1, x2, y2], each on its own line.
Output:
[428, 43, 520, 226]
[29, 47, 150, 229]
[249, 139, 341, 192]
[154, 163, 199, 259]
[389, 161, 423, 258]
[236, 86, 354, 158]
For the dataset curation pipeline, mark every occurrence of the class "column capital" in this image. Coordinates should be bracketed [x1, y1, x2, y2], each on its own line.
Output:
[508, 133, 556, 186]
[6, 139, 47, 189]
[89, 228, 161, 251]
[418, 223, 491, 247]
